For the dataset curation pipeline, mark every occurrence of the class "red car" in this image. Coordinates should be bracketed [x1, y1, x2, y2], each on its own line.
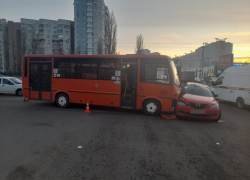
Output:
[175, 82, 221, 121]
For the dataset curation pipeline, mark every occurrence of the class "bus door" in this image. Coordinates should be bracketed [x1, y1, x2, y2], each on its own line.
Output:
[29, 63, 52, 100]
[121, 63, 138, 108]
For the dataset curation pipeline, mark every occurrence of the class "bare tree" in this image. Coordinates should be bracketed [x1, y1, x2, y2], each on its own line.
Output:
[3, 38, 9, 73]
[75, 45, 81, 55]
[21, 28, 28, 56]
[58, 43, 64, 55]
[97, 38, 104, 54]
[104, 11, 117, 55]
[29, 27, 40, 55]
[135, 34, 145, 54]
[12, 41, 17, 75]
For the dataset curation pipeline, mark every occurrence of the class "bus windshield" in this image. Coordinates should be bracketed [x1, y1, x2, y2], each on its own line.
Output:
[170, 61, 180, 86]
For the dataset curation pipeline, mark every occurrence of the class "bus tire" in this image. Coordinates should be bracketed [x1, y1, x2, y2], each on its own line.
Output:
[143, 99, 161, 116]
[56, 93, 69, 108]
[236, 97, 245, 109]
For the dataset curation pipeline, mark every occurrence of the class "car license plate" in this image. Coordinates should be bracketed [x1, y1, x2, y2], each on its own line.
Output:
[190, 110, 206, 114]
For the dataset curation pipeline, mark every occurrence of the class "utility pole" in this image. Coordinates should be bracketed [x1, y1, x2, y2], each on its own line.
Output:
[200, 42, 208, 80]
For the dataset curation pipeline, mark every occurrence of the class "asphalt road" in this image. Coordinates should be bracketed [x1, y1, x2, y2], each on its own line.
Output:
[0, 95, 250, 180]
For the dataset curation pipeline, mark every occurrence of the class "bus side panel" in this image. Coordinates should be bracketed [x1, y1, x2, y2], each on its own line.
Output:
[137, 82, 173, 112]
[22, 57, 29, 99]
[52, 79, 121, 107]
[30, 91, 39, 99]
[161, 99, 172, 112]
[42, 92, 51, 100]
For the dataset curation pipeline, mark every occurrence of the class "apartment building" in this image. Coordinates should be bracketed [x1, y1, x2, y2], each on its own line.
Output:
[177, 40, 233, 70]
[21, 18, 73, 55]
[0, 19, 8, 73]
[74, 0, 106, 55]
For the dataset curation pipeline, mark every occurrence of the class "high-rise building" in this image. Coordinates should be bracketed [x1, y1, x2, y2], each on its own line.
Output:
[21, 18, 74, 55]
[0, 19, 8, 73]
[74, 0, 106, 55]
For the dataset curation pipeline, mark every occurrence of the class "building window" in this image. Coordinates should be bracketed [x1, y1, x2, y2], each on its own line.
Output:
[58, 29, 63, 33]
[47, 30, 50, 33]
[58, 24, 64, 28]
[65, 31, 69, 34]
[47, 35, 50, 38]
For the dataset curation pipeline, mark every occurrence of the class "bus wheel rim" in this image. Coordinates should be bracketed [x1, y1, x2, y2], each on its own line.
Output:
[58, 96, 67, 106]
[146, 102, 157, 113]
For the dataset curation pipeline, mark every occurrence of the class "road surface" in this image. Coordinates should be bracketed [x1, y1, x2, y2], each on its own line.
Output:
[0, 95, 250, 180]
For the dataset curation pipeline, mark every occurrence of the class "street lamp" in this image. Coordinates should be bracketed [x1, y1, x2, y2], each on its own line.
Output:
[200, 42, 208, 80]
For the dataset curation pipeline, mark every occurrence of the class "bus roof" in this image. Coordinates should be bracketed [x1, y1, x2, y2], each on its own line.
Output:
[23, 54, 171, 59]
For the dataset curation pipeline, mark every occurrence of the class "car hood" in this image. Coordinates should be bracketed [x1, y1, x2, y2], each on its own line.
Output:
[180, 94, 216, 105]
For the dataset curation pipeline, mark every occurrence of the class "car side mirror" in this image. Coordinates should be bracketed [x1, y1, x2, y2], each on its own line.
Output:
[181, 87, 185, 95]
[213, 94, 218, 98]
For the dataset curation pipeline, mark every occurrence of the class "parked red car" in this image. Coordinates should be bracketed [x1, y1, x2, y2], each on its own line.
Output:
[175, 82, 221, 121]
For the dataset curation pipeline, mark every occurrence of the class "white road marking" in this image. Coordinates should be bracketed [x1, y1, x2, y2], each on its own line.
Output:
[78, 146, 82, 148]
[218, 120, 227, 122]
[216, 143, 220, 145]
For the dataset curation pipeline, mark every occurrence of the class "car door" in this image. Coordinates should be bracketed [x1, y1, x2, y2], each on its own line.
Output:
[213, 76, 224, 100]
[2, 78, 15, 93]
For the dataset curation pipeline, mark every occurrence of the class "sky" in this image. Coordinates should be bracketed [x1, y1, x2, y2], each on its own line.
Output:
[0, 0, 249, 58]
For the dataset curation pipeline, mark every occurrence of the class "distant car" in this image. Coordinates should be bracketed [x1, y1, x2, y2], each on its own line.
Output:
[0, 77, 23, 96]
[0, 74, 5, 77]
[175, 82, 221, 121]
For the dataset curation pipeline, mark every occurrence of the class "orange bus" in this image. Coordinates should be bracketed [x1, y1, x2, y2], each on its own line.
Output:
[22, 55, 181, 116]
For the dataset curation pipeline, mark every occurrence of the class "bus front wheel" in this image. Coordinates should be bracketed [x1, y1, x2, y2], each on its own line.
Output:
[56, 93, 69, 108]
[143, 99, 161, 116]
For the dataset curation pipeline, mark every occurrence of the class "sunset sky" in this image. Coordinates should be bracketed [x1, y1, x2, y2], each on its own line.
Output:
[1, 0, 249, 58]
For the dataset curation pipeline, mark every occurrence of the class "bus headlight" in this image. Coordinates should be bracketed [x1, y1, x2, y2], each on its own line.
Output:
[177, 100, 186, 106]
[210, 104, 219, 109]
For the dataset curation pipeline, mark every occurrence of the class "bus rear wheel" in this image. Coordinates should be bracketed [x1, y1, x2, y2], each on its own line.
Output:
[143, 99, 161, 116]
[56, 93, 69, 108]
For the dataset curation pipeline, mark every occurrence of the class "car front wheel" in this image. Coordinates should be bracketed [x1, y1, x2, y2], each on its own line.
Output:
[16, 89, 23, 96]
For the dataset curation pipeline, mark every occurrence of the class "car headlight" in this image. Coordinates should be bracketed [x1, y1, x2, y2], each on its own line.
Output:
[210, 104, 219, 109]
[177, 100, 186, 106]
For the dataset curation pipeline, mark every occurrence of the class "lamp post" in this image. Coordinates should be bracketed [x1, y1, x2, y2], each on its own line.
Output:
[201, 42, 208, 80]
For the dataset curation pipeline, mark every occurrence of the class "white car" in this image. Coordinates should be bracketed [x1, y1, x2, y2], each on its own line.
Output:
[0, 77, 23, 96]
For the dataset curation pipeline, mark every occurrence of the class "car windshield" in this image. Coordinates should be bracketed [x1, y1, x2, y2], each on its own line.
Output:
[185, 84, 213, 97]
[10, 77, 22, 84]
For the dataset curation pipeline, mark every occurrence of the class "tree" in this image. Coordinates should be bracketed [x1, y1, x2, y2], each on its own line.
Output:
[75, 45, 80, 55]
[21, 28, 28, 56]
[58, 43, 64, 55]
[3, 37, 9, 73]
[135, 34, 145, 54]
[104, 11, 117, 55]
[97, 38, 104, 54]
[30, 27, 40, 55]
[12, 41, 17, 75]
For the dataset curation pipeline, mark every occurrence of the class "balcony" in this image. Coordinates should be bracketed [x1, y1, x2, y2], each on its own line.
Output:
[87, 29, 93, 33]
[87, 13, 93, 17]
[87, 18, 93, 22]
[87, 25, 93, 28]
[87, 3, 92, 5]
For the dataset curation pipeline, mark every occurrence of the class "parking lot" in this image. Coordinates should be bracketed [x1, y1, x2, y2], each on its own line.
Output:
[0, 95, 250, 180]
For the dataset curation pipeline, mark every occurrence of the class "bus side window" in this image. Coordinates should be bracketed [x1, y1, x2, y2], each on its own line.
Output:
[140, 60, 170, 85]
